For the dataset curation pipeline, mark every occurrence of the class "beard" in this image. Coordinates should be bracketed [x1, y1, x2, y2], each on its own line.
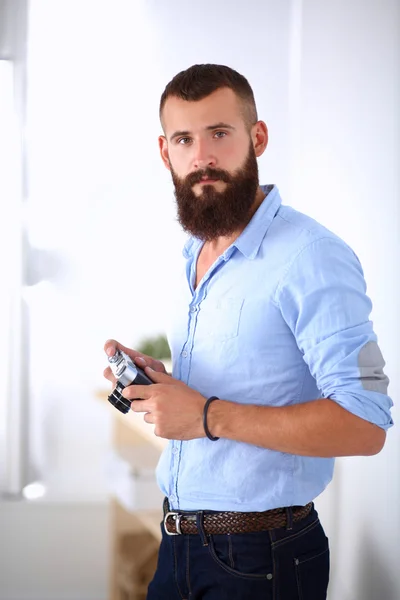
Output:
[170, 143, 259, 241]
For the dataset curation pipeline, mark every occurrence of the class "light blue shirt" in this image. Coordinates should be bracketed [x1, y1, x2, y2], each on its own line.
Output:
[156, 185, 393, 512]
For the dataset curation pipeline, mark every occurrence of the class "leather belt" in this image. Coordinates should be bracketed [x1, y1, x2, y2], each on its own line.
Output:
[163, 499, 313, 536]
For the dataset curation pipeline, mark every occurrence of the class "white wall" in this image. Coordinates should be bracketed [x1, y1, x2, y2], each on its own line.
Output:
[0, 501, 109, 600]
[2, 2, 295, 598]
[24, 0, 294, 505]
[293, 1, 400, 599]
[1, 1, 398, 599]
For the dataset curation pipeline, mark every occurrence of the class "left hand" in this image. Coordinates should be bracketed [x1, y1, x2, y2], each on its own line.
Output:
[122, 367, 207, 440]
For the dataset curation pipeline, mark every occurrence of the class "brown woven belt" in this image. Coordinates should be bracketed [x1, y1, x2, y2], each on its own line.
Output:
[163, 499, 313, 536]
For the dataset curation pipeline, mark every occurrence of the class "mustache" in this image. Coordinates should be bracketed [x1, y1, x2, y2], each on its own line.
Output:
[185, 167, 232, 186]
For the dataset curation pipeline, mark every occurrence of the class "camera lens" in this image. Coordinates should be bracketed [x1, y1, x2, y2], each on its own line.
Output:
[108, 382, 131, 414]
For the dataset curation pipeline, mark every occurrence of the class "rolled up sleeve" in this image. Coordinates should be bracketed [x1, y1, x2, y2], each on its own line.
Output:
[277, 236, 394, 430]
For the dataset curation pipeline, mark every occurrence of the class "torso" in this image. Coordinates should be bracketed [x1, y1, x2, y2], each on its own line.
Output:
[194, 249, 214, 289]
[194, 242, 226, 289]
[193, 188, 268, 289]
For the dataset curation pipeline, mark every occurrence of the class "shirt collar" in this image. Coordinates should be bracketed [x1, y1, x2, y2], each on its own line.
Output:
[182, 184, 281, 260]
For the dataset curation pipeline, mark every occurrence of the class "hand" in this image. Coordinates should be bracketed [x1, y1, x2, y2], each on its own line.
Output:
[123, 368, 207, 440]
[103, 338, 167, 387]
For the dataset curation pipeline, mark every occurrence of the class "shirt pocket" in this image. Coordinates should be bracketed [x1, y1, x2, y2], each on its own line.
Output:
[202, 297, 244, 341]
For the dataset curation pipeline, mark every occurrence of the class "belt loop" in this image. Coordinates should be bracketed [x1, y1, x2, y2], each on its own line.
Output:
[163, 496, 169, 515]
[285, 507, 293, 531]
[196, 511, 209, 546]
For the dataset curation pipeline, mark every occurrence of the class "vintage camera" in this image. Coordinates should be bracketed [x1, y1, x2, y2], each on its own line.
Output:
[107, 349, 153, 414]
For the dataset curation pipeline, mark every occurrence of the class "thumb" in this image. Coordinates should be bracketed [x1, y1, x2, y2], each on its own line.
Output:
[144, 366, 172, 384]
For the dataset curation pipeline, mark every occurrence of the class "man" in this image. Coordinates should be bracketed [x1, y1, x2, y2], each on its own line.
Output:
[104, 64, 393, 599]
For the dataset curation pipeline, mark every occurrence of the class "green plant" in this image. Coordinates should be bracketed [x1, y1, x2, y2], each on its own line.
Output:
[137, 334, 171, 359]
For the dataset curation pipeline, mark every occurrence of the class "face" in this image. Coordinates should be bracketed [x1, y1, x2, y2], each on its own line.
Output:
[159, 88, 268, 241]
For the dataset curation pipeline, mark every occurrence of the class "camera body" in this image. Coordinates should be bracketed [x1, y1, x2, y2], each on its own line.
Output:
[107, 349, 153, 414]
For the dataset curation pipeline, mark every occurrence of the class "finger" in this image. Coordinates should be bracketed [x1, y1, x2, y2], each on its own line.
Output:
[143, 412, 154, 424]
[104, 339, 119, 357]
[105, 340, 144, 359]
[122, 384, 153, 401]
[103, 340, 167, 374]
[129, 399, 152, 413]
[134, 355, 167, 374]
[103, 366, 116, 384]
[104, 339, 150, 364]
[144, 367, 172, 383]
[134, 356, 149, 369]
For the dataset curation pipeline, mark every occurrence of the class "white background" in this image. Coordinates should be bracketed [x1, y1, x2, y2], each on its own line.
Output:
[0, 1, 398, 599]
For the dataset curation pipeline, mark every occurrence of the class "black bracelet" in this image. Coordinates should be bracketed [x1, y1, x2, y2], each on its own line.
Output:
[203, 396, 220, 441]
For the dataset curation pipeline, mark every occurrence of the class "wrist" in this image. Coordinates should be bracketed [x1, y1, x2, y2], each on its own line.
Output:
[203, 396, 220, 440]
[205, 398, 231, 439]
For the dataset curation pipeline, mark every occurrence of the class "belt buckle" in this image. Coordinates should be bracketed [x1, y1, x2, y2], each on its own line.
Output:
[164, 511, 183, 536]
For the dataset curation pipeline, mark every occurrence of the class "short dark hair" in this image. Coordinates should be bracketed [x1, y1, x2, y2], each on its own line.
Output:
[159, 64, 258, 130]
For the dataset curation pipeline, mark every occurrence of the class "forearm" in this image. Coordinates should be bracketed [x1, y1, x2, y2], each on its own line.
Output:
[207, 398, 386, 457]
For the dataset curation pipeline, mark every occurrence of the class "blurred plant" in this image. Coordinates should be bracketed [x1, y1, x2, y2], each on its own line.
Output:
[137, 334, 171, 359]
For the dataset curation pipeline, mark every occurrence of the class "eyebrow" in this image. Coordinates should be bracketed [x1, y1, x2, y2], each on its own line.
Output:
[169, 122, 236, 142]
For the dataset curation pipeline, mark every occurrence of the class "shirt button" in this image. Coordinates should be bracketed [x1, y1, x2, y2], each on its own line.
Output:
[170, 495, 177, 504]
[182, 351, 188, 358]
[190, 305, 197, 313]
[172, 447, 178, 455]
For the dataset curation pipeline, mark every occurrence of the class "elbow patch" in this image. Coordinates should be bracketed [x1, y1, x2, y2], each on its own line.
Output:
[358, 341, 390, 393]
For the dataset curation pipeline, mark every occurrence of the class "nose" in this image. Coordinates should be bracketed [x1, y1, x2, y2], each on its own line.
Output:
[192, 139, 217, 170]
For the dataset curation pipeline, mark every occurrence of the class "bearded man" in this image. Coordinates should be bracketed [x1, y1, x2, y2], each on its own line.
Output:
[104, 64, 393, 600]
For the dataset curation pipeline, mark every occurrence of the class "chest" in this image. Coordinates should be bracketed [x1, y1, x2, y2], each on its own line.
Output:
[194, 243, 230, 289]
[195, 252, 215, 289]
[170, 250, 295, 356]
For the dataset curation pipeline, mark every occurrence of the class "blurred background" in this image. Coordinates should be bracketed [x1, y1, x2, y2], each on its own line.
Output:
[0, 1, 399, 599]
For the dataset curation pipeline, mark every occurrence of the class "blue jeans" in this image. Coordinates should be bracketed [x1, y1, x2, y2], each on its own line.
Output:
[147, 504, 330, 599]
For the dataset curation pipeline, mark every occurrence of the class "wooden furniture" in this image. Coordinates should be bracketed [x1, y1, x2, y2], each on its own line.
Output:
[98, 392, 167, 600]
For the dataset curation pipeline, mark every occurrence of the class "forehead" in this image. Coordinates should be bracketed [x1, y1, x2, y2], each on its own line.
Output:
[161, 87, 245, 135]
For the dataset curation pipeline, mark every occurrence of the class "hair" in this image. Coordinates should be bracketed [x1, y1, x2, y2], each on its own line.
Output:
[159, 64, 258, 131]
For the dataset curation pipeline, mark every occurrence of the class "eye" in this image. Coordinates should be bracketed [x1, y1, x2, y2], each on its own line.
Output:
[177, 137, 192, 145]
[214, 131, 227, 139]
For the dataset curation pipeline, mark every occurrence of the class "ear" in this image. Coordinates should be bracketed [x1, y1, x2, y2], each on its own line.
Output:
[251, 121, 268, 158]
[158, 135, 171, 171]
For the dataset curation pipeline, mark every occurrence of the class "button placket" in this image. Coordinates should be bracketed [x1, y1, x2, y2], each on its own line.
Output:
[172, 285, 206, 511]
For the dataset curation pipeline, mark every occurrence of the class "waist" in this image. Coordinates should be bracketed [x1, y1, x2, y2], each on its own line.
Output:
[156, 442, 334, 512]
[163, 497, 313, 536]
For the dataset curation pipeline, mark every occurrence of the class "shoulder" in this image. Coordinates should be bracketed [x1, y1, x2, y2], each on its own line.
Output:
[276, 204, 340, 241]
[269, 206, 367, 306]
[273, 204, 358, 264]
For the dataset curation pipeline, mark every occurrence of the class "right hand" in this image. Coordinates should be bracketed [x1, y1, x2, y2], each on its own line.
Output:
[103, 338, 168, 386]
